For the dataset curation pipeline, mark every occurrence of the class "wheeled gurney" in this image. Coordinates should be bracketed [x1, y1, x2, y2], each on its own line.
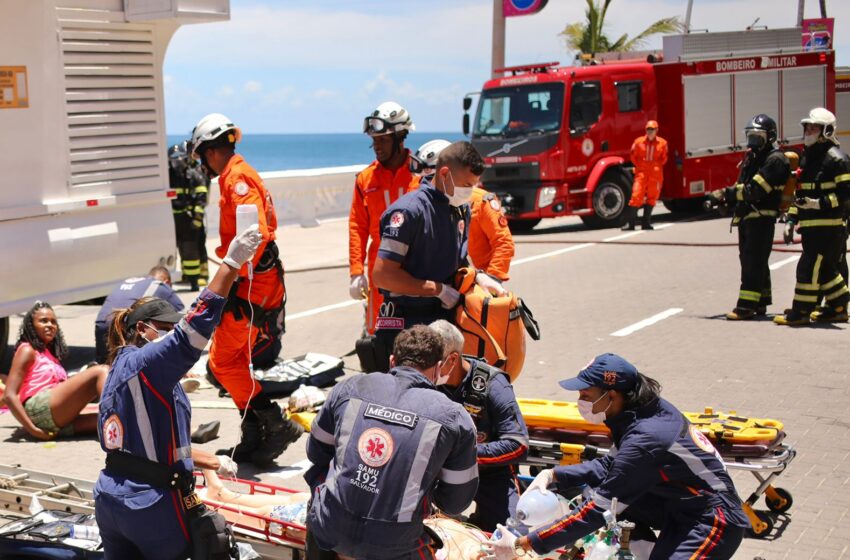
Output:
[517, 399, 796, 538]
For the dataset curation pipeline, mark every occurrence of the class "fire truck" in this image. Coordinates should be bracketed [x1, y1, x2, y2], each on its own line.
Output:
[464, 27, 835, 230]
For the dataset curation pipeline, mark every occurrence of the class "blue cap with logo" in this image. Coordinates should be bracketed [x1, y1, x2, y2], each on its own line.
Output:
[559, 353, 639, 392]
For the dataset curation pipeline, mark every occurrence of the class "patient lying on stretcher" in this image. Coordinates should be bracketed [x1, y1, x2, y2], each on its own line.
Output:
[198, 469, 491, 559]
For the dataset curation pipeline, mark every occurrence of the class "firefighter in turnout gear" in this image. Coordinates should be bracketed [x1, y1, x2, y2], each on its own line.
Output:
[168, 142, 210, 291]
[775, 108, 850, 325]
[711, 115, 790, 320]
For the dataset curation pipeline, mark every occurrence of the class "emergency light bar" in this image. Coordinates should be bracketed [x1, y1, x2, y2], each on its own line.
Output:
[494, 61, 560, 76]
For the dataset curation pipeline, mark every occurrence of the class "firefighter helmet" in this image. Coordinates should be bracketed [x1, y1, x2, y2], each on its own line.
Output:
[800, 107, 837, 142]
[745, 114, 777, 149]
[168, 141, 189, 161]
[363, 101, 415, 137]
[190, 113, 241, 159]
[410, 139, 451, 176]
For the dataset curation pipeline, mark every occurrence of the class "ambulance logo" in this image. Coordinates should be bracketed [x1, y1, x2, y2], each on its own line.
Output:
[689, 424, 717, 454]
[103, 414, 124, 450]
[358, 428, 394, 467]
[389, 212, 404, 228]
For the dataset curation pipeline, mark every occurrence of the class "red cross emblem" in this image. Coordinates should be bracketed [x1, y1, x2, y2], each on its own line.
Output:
[366, 437, 384, 459]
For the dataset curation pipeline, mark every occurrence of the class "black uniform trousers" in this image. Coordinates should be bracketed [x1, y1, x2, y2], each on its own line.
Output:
[736, 217, 775, 310]
[372, 303, 452, 373]
[174, 212, 203, 283]
[792, 226, 850, 312]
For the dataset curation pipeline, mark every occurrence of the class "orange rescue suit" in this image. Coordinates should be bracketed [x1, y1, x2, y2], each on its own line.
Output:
[628, 134, 668, 207]
[209, 154, 284, 409]
[348, 155, 416, 334]
[468, 186, 515, 281]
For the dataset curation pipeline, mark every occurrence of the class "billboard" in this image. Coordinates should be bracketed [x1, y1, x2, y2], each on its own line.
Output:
[801, 18, 834, 52]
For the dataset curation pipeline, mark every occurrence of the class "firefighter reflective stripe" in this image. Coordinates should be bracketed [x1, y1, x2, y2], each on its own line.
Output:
[173, 188, 187, 194]
[311, 419, 335, 445]
[825, 285, 850, 301]
[398, 419, 442, 522]
[821, 274, 845, 291]
[591, 491, 627, 514]
[439, 463, 479, 485]
[668, 442, 727, 492]
[798, 218, 845, 227]
[835, 173, 850, 183]
[178, 318, 209, 350]
[143, 281, 162, 297]
[752, 174, 772, 193]
[183, 259, 201, 276]
[799, 181, 836, 190]
[193, 205, 205, 214]
[195, 185, 209, 194]
[794, 294, 819, 303]
[379, 238, 409, 257]
[743, 209, 778, 220]
[735, 185, 744, 201]
[127, 376, 158, 461]
[787, 206, 799, 217]
[739, 290, 761, 302]
[827, 193, 839, 208]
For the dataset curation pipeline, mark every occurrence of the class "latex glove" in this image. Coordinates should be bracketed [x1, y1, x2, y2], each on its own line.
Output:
[796, 197, 821, 210]
[437, 283, 461, 309]
[480, 525, 516, 560]
[349, 274, 368, 300]
[783, 222, 795, 245]
[222, 224, 262, 269]
[525, 468, 554, 495]
[216, 455, 238, 478]
[476, 272, 508, 297]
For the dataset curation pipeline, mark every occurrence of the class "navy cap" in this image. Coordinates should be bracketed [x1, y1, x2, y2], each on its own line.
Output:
[127, 298, 183, 327]
[559, 353, 639, 392]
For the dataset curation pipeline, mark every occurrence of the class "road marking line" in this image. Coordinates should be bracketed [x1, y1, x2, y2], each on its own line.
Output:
[266, 459, 313, 480]
[769, 255, 800, 271]
[603, 231, 644, 242]
[654, 223, 675, 230]
[512, 243, 596, 266]
[287, 299, 360, 321]
[611, 308, 683, 337]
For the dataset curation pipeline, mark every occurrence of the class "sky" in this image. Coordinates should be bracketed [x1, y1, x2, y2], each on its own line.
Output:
[163, 0, 850, 135]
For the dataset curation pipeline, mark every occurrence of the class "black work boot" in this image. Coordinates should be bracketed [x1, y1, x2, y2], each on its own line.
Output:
[641, 205, 654, 230]
[251, 403, 304, 467]
[621, 207, 637, 230]
[218, 410, 262, 463]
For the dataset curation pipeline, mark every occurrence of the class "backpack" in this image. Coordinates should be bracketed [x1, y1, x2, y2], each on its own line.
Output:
[453, 268, 540, 381]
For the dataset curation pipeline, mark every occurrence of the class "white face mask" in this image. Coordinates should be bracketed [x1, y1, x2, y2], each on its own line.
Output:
[446, 171, 473, 207]
[433, 361, 450, 386]
[803, 134, 820, 147]
[142, 322, 170, 343]
[577, 391, 610, 424]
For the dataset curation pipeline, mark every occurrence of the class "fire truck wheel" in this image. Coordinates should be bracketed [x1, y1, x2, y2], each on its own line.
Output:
[663, 197, 705, 214]
[508, 219, 541, 233]
[582, 172, 631, 229]
[0, 317, 8, 370]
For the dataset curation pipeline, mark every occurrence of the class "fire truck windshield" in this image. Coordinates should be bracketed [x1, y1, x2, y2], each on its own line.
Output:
[474, 83, 564, 138]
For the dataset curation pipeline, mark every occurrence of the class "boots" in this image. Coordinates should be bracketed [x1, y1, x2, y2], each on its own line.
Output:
[773, 310, 811, 326]
[251, 403, 304, 467]
[810, 305, 849, 323]
[218, 410, 262, 463]
[725, 307, 756, 321]
[621, 206, 637, 230]
[641, 205, 654, 230]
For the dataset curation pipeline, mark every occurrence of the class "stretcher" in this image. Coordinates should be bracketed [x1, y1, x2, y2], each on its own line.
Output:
[518, 399, 796, 539]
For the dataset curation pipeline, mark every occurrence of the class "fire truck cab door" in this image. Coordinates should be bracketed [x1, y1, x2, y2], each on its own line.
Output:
[567, 80, 603, 171]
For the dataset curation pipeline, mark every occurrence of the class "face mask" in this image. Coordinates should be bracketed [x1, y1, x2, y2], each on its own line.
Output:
[142, 322, 169, 343]
[746, 131, 767, 150]
[433, 360, 450, 386]
[803, 134, 820, 147]
[446, 171, 473, 207]
[577, 391, 610, 424]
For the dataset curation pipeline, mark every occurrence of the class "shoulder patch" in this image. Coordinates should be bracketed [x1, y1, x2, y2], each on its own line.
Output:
[103, 414, 124, 450]
[471, 372, 488, 392]
[489, 197, 501, 212]
[689, 424, 717, 454]
[389, 211, 405, 228]
[358, 427, 394, 467]
[363, 403, 419, 429]
[498, 216, 508, 227]
[234, 181, 249, 196]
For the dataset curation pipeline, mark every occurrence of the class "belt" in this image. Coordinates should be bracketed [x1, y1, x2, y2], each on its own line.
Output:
[105, 451, 192, 492]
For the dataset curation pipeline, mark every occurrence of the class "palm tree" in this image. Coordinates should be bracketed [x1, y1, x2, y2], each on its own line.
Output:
[560, 0, 682, 56]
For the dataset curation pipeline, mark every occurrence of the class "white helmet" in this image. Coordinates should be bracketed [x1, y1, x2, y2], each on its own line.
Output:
[410, 139, 451, 176]
[363, 101, 415, 137]
[190, 113, 242, 159]
[801, 107, 837, 142]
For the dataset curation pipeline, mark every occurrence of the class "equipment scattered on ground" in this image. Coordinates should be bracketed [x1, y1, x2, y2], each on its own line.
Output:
[252, 353, 345, 398]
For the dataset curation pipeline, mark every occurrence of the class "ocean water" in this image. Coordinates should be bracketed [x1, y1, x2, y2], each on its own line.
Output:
[166, 132, 464, 173]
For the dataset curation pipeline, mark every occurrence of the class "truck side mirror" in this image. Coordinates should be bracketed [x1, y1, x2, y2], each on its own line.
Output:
[463, 97, 472, 111]
[463, 114, 470, 136]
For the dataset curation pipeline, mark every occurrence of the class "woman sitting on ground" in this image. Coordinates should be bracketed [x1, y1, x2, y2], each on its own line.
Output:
[2, 302, 108, 440]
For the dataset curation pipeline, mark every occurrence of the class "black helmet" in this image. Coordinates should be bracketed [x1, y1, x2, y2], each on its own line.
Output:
[168, 142, 188, 160]
[744, 114, 777, 149]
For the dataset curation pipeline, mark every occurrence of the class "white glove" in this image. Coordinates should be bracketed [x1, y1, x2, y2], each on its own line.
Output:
[476, 272, 508, 297]
[709, 189, 726, 202]
[437, 283, 461, 309]
[525, 468, 554, 495]
[223, 224, 262, 269]
[349, 274, 368, 300]
[796, 197, 821, 210]
[783, 222, 795, 245]
[215, 455, 238, 478]
[481, 524, 517, 560]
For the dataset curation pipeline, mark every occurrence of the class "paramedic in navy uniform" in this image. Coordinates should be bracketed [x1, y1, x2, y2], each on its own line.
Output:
[304, 325, 479, 560]
[485, 353, 749, 560]
[372, 141, 501, 372]
[94, 225, 262, 560]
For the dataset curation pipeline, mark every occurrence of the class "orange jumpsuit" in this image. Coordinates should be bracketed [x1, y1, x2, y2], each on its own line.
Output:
[348, 156, 416, 334]
[468, 186, 515, 281]
[209, 154, 285, 410]
[628, 134, 668, 208]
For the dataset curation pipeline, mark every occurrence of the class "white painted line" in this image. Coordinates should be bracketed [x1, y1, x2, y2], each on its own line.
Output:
[611, 308, 683, 337]
[654, 223, 675, 230]
[769, 255, 800, 271]
[512, 243, 596, 266]
[287, 299, 360, 321]
[266, 459, 313, 480]
[603, 231, 644, 242]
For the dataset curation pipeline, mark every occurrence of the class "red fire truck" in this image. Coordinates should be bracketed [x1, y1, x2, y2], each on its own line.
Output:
[464, 27, 836, 230]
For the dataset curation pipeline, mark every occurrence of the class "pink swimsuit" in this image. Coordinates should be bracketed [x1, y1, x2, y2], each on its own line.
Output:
[16, 343, 68, 404]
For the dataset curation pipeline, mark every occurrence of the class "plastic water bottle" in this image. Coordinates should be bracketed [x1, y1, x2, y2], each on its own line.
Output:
[515, 488, 563, 526]
[70, 524, 100, 541]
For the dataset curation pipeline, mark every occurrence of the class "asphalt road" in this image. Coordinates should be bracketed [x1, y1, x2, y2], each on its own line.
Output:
[2, 209, 847, 559]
